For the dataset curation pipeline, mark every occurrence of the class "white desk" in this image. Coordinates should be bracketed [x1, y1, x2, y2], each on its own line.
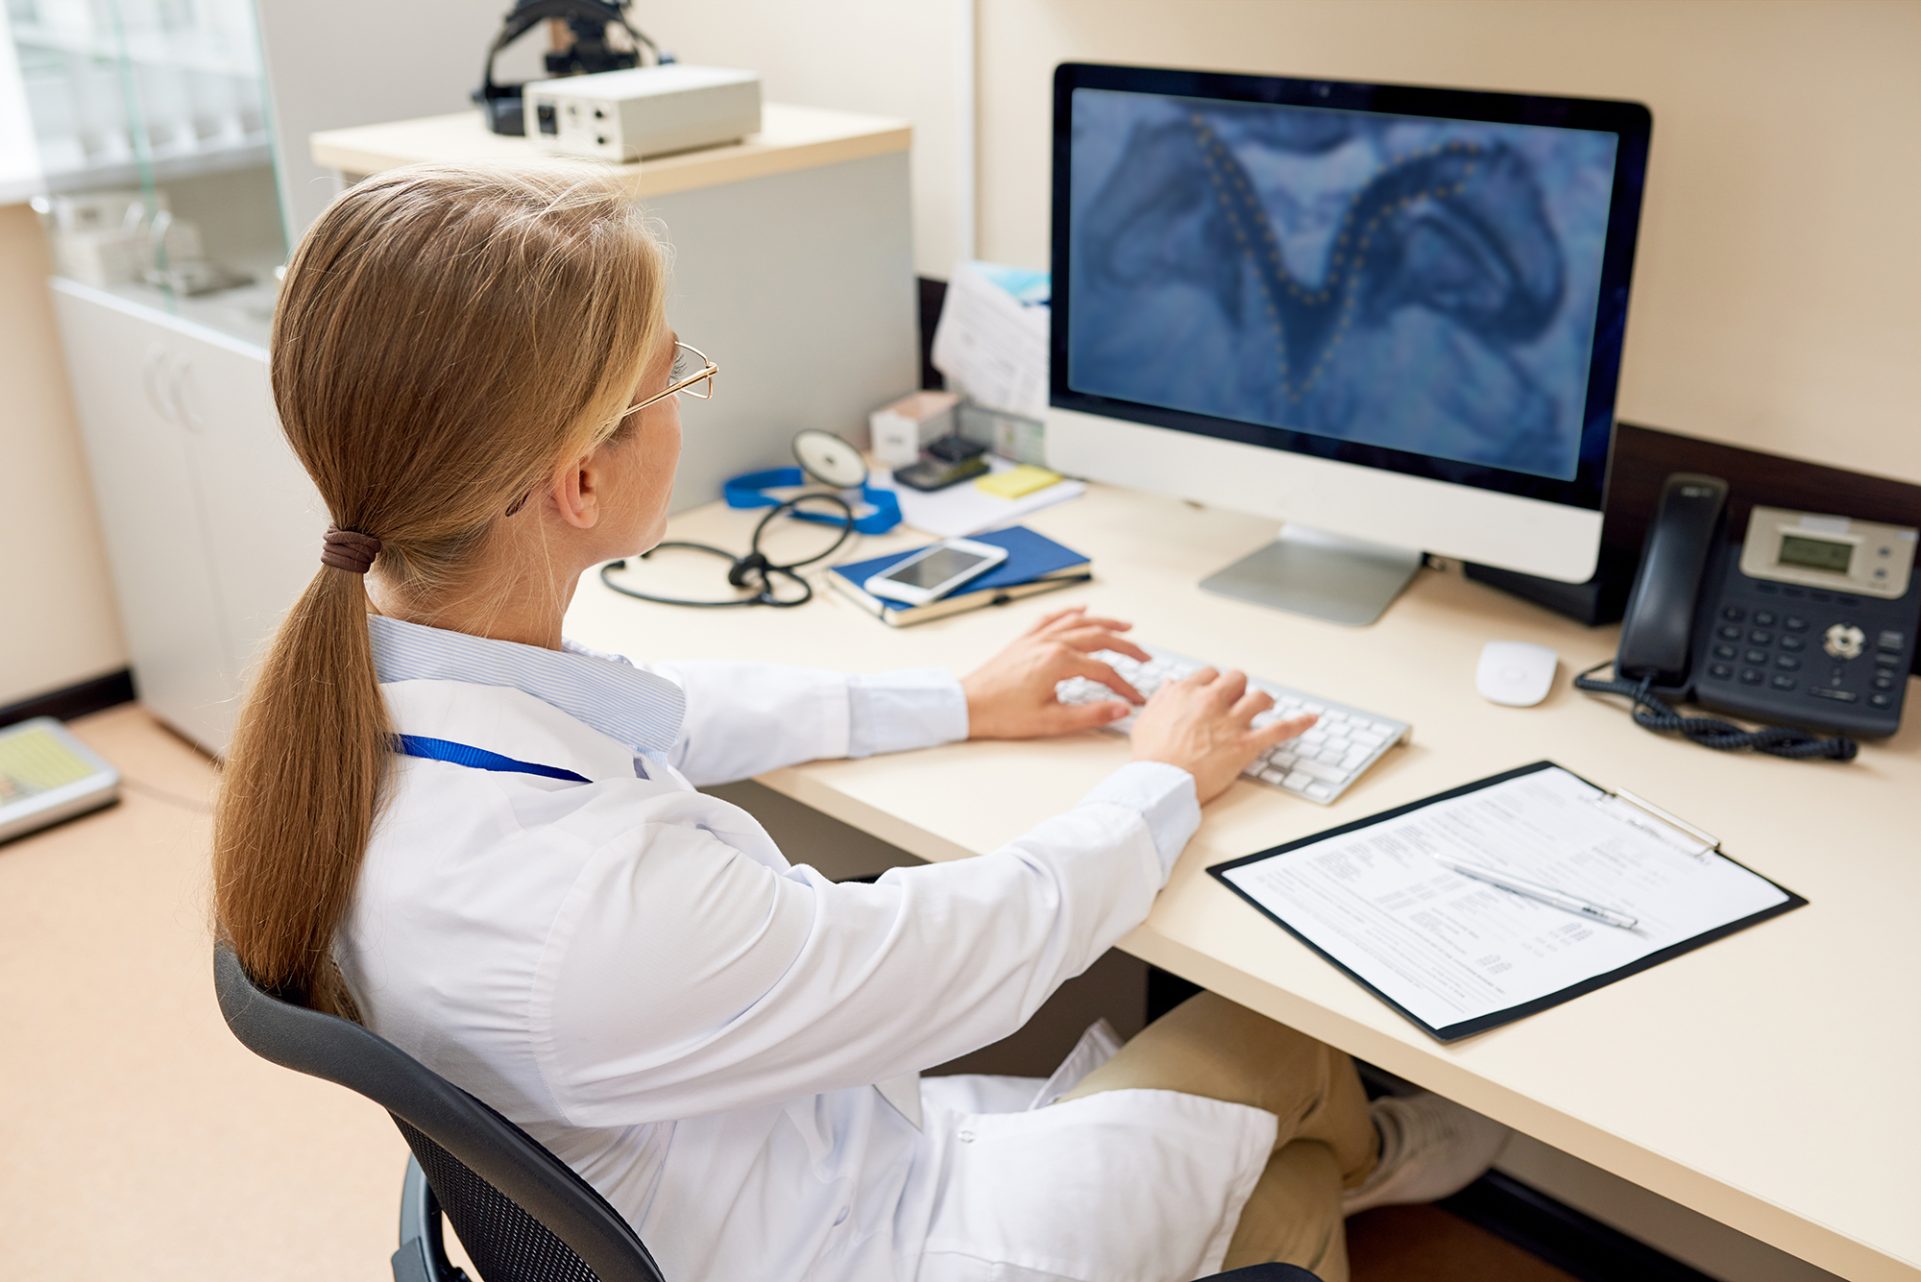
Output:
[564, 484, 1921, 1282]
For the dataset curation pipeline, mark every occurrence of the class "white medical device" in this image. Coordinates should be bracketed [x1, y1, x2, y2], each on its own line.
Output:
[524, 64, 762, 162]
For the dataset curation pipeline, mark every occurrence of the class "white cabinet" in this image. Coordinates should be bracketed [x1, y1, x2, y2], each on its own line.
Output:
[51, 280, 317, 753]
[175, 316, 327, 685]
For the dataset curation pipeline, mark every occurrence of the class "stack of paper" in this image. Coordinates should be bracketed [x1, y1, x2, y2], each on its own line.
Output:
[872, 457, 1084, 538]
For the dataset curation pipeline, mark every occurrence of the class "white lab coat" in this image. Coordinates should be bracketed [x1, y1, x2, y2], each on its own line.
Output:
[337, 620, 1277, 1282]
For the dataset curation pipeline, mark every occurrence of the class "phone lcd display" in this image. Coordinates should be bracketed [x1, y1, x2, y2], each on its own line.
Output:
[889, 547, 991, 590]
[1778, 533, 1853, 574]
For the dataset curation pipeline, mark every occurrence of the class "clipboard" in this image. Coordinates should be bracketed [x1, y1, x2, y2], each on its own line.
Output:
[1208, 761, 1809, 1042]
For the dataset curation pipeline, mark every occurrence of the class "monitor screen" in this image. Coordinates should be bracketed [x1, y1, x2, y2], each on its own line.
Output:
[1051, 66, 1651, 512]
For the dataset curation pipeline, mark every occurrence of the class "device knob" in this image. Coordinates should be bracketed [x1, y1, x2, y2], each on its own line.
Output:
[1823, 623, 1866, 660]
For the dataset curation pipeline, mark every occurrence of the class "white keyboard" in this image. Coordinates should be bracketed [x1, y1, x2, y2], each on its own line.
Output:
[1056, 643, 1411, 805]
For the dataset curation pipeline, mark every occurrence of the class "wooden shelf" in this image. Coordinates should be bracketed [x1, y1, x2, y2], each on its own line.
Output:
[310, 102, 912, 198]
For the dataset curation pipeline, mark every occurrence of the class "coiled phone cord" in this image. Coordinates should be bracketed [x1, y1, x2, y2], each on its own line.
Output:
[1572, 660, 1859, 761]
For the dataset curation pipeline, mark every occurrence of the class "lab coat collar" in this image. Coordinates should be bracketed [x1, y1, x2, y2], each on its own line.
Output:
[367, 614, 686, 759]
[379, 678, 644, 784]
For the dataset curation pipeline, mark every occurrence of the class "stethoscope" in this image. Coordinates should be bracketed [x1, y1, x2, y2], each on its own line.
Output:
[599, 429, 901, 609]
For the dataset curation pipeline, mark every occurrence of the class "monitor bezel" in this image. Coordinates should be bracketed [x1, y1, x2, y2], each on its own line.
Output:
[1049, 62, 1652, 513]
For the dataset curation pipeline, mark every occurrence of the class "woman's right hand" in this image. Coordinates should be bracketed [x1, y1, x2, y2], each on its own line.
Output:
[1129, 668, 1317, 804]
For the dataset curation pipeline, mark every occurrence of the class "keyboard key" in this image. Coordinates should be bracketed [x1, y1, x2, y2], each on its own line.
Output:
[1293, 759, 1345, 782]
[1089, 642, 1404, 804]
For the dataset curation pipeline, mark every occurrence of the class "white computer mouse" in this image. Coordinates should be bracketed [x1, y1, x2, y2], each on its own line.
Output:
[1476, 641, 1559, 707]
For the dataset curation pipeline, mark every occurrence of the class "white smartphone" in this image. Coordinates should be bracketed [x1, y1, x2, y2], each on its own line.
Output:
[864, 537, 1009, 605]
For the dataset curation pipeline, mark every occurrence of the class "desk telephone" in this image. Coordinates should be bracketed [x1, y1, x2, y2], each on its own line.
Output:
[1576, 474, 1919, 757]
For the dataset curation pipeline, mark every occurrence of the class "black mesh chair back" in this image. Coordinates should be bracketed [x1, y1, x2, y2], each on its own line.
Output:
[213, 943, 667, 1282]
[215, 944, 1323, 1282]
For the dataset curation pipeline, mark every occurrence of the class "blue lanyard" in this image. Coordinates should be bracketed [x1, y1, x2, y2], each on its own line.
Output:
[392, 734, 589, 784]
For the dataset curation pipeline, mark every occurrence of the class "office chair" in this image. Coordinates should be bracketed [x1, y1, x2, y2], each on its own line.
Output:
[213, 944, 1318, 1282]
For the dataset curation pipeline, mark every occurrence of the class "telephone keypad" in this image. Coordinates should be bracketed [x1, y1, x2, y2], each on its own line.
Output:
[1698, 576, 1916, 737]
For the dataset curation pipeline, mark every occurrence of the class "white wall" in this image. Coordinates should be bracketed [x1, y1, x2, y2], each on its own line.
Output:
[973, 0, 1921, 487]
[640, 0, 974, 276]
[0, 203, 128, 706]
[256, 0, 510, 239]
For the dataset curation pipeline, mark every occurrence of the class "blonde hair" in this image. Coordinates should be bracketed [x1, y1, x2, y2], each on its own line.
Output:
[213, 162, 669, 1016]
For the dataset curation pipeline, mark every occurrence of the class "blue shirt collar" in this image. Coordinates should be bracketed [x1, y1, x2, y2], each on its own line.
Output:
[366, 614, 686, 755]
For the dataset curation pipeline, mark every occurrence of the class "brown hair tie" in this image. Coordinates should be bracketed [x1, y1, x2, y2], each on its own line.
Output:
[321, 525, 382, 575]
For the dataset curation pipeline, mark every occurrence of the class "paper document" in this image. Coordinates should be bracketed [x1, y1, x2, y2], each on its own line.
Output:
[1217, 766, 1792, 1037]
[931, 261, 1050, 419]
[873, 457, 1084, 538]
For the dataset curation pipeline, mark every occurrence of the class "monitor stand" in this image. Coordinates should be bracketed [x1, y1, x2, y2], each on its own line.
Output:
[1198, 524, 1424, 627]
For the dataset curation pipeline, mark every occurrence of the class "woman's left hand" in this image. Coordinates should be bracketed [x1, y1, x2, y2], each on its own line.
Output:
[961, 606, 1152, 740]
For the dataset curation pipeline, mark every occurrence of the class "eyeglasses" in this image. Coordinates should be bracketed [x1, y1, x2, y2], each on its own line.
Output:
[622, 341, 716, 418]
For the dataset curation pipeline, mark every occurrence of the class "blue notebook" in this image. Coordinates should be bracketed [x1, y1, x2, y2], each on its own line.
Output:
[828, 526, 1092, 626]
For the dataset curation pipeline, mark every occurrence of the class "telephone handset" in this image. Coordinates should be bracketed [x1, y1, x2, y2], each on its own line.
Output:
[1576, 472, 1920, 758]
[1616, 475, 1730, 688]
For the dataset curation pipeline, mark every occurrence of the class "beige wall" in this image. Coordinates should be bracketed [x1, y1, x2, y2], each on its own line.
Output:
[643, 0, 975, 276]
[0, 203, 126, 706]
[975, 0, 1921, 487]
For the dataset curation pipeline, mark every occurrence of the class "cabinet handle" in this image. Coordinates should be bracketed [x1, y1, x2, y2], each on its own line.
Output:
[171, 357, 205, 434]
[143, 348, 177, 423]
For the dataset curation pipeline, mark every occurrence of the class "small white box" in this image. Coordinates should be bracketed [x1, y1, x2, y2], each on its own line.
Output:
[870, 391, 960, 468]
[525, 65, 763, 163]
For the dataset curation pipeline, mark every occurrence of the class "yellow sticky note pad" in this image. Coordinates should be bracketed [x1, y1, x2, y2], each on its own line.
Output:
[976, 464, 1063, 500]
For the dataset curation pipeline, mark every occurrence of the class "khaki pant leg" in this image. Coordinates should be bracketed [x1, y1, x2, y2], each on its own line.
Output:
[1219, 1141, 1350, 1282]
[1058, 992, 1378, 1183]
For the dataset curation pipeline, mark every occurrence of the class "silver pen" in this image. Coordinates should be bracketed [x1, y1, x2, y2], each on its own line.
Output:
[1435, 857, 1639, 930]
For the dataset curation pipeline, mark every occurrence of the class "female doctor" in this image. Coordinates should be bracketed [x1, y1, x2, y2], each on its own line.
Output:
[214, 163, 1503, 1282]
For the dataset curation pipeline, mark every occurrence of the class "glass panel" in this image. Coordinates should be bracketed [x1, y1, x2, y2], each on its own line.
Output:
[5, 0, 287, 345]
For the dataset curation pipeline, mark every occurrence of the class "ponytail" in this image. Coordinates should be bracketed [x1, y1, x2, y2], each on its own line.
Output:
[214, 566, 386, 1016]
[212, 161, 668, 1014]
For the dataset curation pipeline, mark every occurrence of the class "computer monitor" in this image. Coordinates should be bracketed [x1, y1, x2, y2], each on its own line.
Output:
[1046, 63, 1651, 624]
